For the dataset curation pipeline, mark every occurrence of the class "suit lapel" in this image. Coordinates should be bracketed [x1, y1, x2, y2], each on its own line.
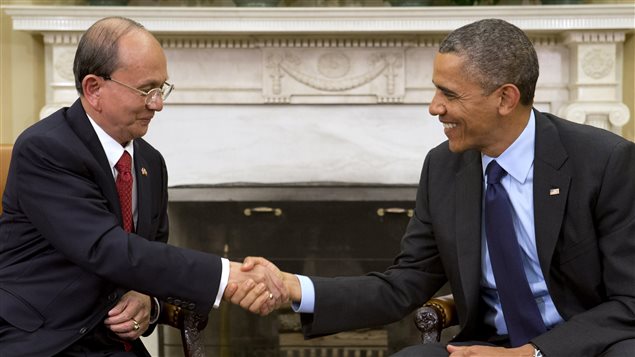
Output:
[533, 110, 570, 279]
[133, 145, 152, 238]
[65, 100, 121, 217]
[455, 150, 484, 325]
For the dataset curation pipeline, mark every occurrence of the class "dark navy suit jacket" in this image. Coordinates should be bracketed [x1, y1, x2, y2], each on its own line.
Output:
[0, 99, 222, 356]
[300, 110, 635, 357]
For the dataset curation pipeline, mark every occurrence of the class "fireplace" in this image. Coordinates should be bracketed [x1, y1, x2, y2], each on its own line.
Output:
[160, 197, 423, 356]
[3, 4, 632, 355]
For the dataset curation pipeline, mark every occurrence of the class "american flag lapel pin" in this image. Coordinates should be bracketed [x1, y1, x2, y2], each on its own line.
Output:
[549, 188, 560, 196]
[141, 167, 148, 176]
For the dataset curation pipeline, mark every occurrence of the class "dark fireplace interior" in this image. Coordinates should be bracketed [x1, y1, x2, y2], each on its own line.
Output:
[158, 192, 437, 356]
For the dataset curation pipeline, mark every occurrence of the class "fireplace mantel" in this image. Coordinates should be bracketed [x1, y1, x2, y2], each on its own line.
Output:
[4, 5, 633, 193]
[5, 5, 635, 34]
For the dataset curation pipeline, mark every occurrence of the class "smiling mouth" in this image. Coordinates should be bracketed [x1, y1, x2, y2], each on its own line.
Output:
[442, 123, 457, 129]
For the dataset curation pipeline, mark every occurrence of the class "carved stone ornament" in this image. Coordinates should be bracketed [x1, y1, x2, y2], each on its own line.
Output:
[582, 48, 614, 80]
[558, 102, 630, 134]
[263, 48, 405, 103]
[54, 48, 76, 82]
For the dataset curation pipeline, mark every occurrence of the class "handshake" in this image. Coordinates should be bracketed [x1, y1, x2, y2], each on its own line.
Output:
[223, 257, 300, 316]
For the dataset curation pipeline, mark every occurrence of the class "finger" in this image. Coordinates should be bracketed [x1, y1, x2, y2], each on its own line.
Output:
[264, 275, 285, 303]
[223, 282, 239, 301]
[250, 290, 273, 315]
[104, 305, 136, 325]
[239, 282, 266, 310]
[112, 319, 144, 340]
[107, 299, 128, 317]
[230, 279, 255, 305]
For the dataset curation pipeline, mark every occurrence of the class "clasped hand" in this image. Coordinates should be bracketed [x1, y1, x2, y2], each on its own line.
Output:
[223, 257, 290, 316]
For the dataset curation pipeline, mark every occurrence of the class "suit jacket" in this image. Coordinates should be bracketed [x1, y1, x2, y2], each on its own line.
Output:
[301, 110, 635, 356]
[0, 99, 222, 356]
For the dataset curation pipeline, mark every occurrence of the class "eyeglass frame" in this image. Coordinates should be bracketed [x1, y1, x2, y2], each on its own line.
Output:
[102, 76, 174, 105]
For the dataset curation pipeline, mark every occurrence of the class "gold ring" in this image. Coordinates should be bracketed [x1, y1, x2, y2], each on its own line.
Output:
[268, 293, 274, 300]
[132, 318, 140, 331]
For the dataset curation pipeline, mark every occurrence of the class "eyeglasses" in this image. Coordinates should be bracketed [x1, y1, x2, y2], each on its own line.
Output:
[103, 76, 174, 105]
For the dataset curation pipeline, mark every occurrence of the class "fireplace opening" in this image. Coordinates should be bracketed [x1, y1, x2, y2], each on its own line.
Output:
[159, 197, 429, 356]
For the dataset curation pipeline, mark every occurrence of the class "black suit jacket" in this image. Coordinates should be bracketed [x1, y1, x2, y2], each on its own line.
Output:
[301, 110, 635, 356]
[0, 100, 222, 356]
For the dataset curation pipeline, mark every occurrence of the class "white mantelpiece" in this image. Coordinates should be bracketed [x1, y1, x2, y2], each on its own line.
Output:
[4, 5, 633, 189]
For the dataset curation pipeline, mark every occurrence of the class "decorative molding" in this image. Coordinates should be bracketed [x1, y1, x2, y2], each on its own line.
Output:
[53, 48, 76, 82]
[581, 48, 614, 80]
[558, 102, 630, 135]
[43, 33, 82, 45]
[263, 48, 405, 102]
[563, 31, 626, 44]
[161, 36, 441, 49]
[4, 5, 635, 34]
[3, 4, 633, 186]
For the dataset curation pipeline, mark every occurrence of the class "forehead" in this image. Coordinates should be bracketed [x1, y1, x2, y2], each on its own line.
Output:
[432, 53, 480, 91]
[115, 30, 167, 81]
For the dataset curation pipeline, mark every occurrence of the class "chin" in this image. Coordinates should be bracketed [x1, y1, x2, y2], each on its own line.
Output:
[448, 142, 466, 153]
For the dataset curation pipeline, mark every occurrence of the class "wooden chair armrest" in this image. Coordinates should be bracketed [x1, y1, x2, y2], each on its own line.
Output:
[159, 303, 208, 357]
[414, 294, 457, 344]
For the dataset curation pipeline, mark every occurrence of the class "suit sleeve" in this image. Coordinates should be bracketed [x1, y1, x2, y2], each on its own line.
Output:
[301, 150, 447, 337]
[533, 140, 635, 356]
[15, 134, 221, 316]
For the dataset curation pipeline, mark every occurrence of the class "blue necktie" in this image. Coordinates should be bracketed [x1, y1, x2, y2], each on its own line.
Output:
[485, 160, 546, 347]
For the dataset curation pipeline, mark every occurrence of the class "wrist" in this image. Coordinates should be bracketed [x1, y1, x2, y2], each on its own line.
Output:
[282, 272, 302, 302]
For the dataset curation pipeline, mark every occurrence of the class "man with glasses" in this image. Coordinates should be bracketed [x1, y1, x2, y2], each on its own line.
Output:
[0, 17, 285, 356]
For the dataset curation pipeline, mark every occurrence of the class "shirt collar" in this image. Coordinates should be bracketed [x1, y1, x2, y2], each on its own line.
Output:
[482, 110, 535, 184]
[86, 114, 134, 173]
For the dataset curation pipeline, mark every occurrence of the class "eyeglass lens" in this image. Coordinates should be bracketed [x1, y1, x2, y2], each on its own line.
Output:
[146, 84, 172, 105]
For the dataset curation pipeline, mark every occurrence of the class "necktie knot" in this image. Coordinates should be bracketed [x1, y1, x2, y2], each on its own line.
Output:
[115, 151, 132, 173]
[115, 151, 132, 183]
[486, 160, 507, 184]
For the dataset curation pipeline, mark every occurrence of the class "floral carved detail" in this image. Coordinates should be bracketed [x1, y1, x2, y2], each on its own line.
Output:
[54, 49, 76, 82]
[317, 52, 350, 79]
[267, 51, 403, 93]
[582, 48, 613, 80]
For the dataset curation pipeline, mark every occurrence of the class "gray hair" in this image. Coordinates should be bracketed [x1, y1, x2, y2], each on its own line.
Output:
[439, 19, 539, 106]
[73, 17, 146, 95]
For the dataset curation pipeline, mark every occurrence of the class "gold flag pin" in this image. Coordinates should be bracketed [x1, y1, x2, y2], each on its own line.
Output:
[549, 188, 560, 196]
[141, 167, 148, 176]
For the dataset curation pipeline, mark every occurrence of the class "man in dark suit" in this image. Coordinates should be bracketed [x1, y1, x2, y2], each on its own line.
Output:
[0, 17, 285, 356]
[237, 19, 635, 356]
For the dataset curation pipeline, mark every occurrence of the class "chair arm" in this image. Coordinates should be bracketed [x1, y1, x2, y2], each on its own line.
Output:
[159, 303, 208, 357]
[414, 294, 457, 344]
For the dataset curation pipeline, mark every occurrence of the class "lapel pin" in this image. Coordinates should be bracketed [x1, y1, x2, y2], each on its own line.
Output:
[141, 167, 148, 176]
[549, 188, 560, 196]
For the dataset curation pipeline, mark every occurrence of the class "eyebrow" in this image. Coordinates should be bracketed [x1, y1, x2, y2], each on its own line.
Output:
[433, 82, 459, 97]
[138, 78, 169, 89]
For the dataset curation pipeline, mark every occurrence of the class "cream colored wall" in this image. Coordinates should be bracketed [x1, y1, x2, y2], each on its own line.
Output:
[623, 33, 634, 141]
[1, 0, 634, 145]
[1, 0, 61, 144]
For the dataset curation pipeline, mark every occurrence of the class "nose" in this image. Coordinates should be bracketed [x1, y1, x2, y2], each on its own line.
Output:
[146, 95, 164, 112]
[429, 90, 446, 116]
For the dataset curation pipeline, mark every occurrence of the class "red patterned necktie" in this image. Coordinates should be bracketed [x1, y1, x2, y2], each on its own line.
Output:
[115, 151, 134, 233]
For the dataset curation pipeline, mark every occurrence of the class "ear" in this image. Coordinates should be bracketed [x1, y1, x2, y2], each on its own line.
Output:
[82, 75, 103, 112]
[497, 84, 521, 116]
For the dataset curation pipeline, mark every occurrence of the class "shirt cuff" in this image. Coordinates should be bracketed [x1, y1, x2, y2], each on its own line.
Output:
[213, 257, 230, 309]
[291, 274, 315, 313]
[148, 297, 161, 324]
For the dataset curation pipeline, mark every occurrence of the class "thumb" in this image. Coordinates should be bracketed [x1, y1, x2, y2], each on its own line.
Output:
[447, 345, 463, 353]
[241, 256, 263, 271]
